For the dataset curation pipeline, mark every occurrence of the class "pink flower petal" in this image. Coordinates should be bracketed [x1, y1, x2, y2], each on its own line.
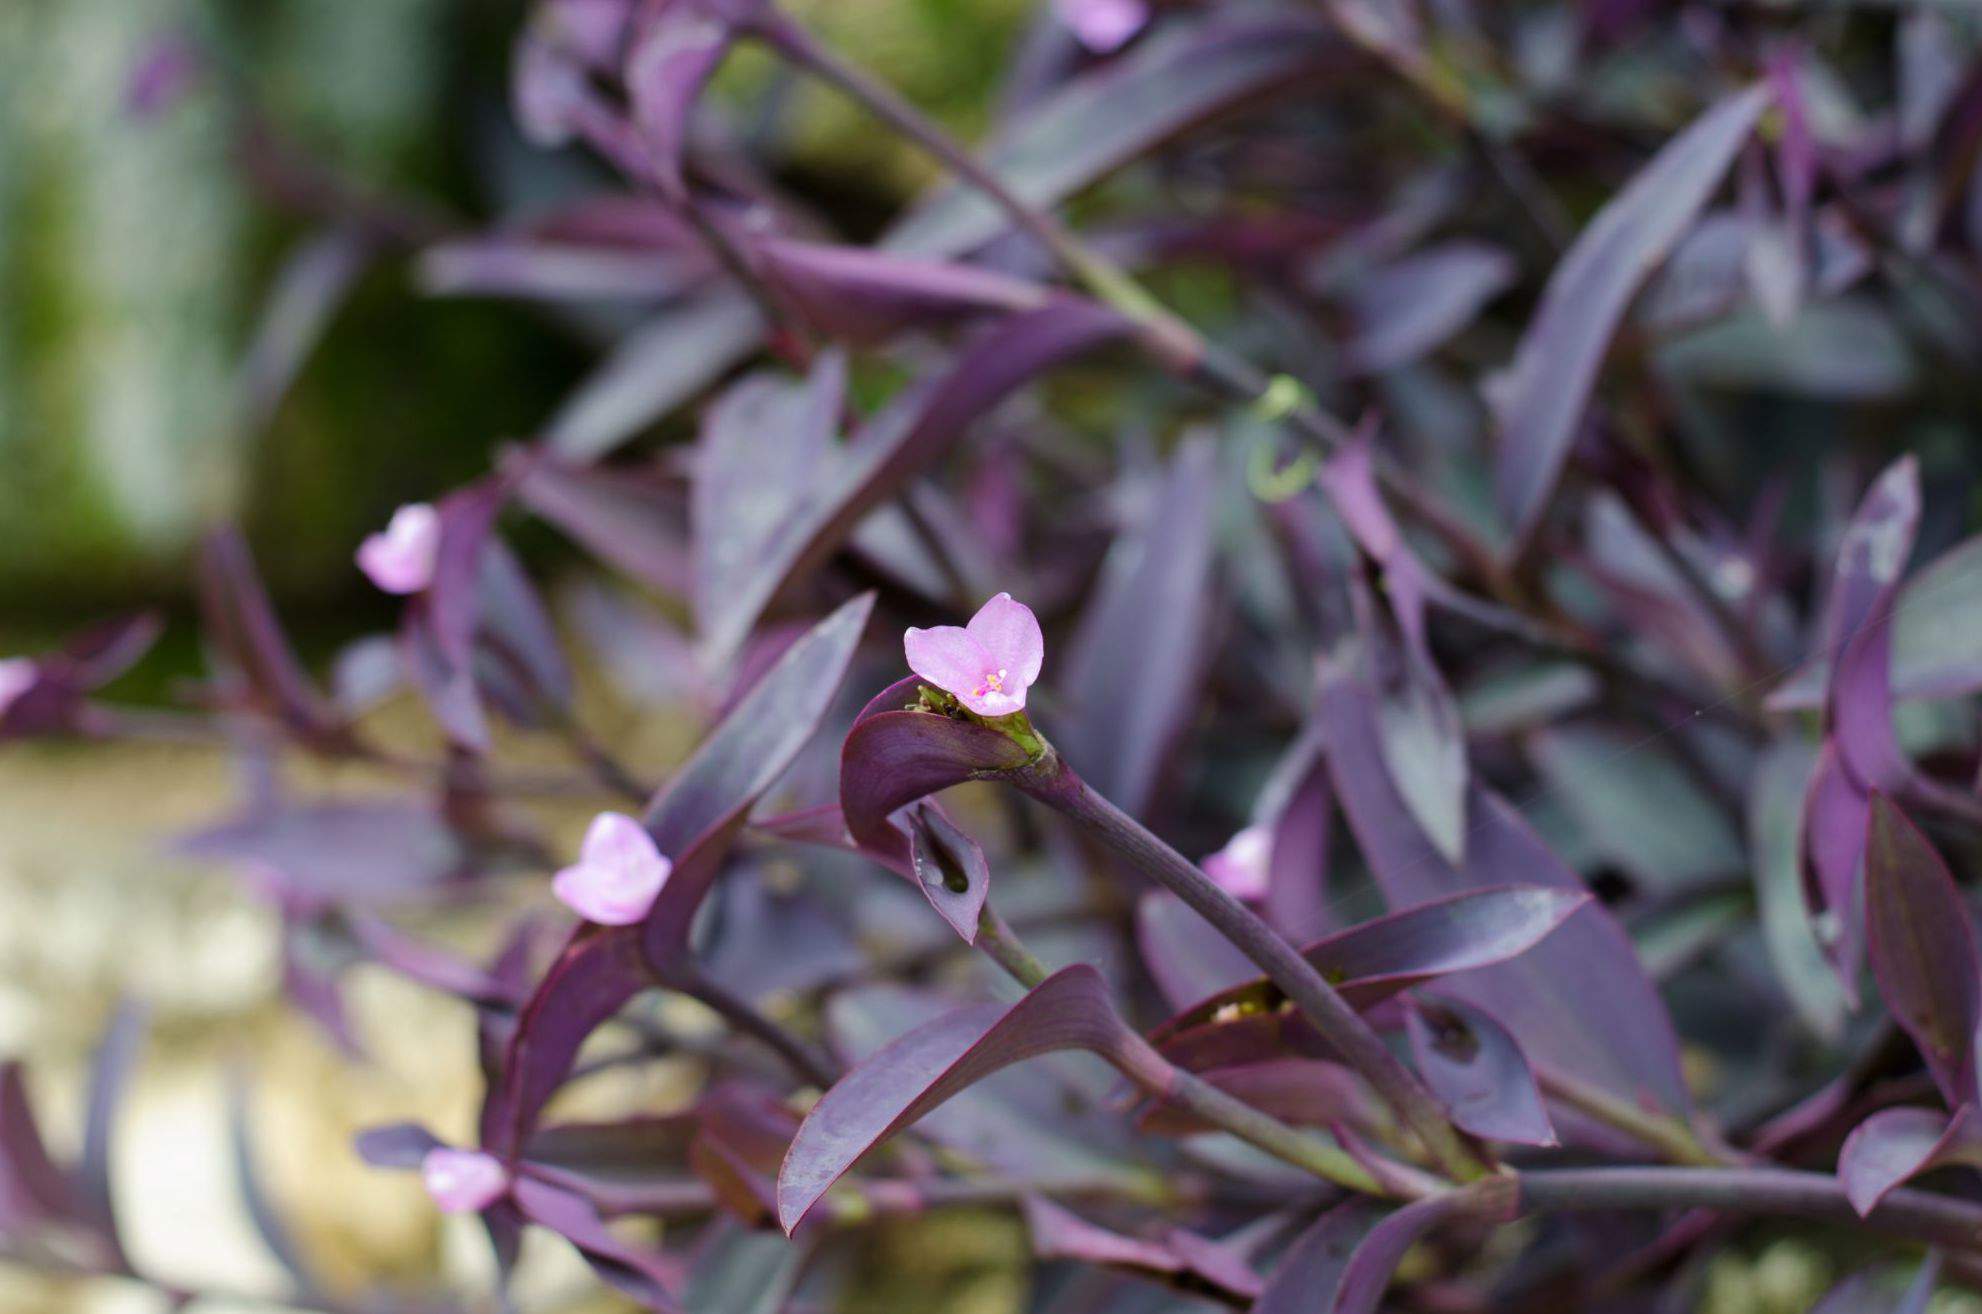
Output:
[1054, 0, 1148, 53]
[906, 625, 996, 698]
[553, 811, 673, 925]
[1203, 825, 1272, 901]
[965, 592, 1044, 690]
[356, 502, 441, 595]
[421, 1147, 509, 1213]
[0, 659, 38, 719]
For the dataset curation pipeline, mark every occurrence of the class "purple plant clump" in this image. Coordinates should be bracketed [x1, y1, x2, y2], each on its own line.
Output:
[11, 1, 1982, 1310]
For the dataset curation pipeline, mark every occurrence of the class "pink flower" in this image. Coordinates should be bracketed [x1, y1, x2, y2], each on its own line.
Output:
[1203, 825, 1272, 902]
[0, 659, 37, 720]
[421, 1147, 509, 1213]
[553, 812, 673, 925]
[356, 503, 441, 595]
[904, 592, 1044, 719]
[1054, 0, 1148, 53]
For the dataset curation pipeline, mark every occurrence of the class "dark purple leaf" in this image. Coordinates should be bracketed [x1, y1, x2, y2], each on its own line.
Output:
[1493, 86, 1770, 548]
[840, 708, 1031, 856]
[1136, 891, 1257, 1012]
[640, 592, 874, 960]
[1405, 997, 1555, 1147]
[1837, 1104, 1982, 1217]
[1316, 662, 1692, 1116]
[776, 965, 1131, 1232]
[0, 1063, 79, 1229]
[1863, 795, 1982, 1107]
[1341, 242, 1515, 375]
[883, 13, 1343, 258]
[625, 5, 738, 201]
[196, 528, 340, 739]
[698, 298, 1128, 663]
[754, 239, 1051, 343]
[354, 1122, 445, 1170]
[1021, 1196, 1263, 1304]
[1251, 1200, 1386, 1314]
[1330, 1190, 1495, 1314]
[1061, 436, 1219, 817]
[346, 914, 521, 1006]
[903, 801, 992, 944]
[546, 292, 765, 462]
[511, 1175, 685, 1311]
[1137, 1058, 1386, 1141]
[1150, 886, 1589, 1047]
[1262, 745, 1336, 941]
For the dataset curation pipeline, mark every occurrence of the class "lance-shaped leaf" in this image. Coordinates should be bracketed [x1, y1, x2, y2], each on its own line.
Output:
[1021, 1196, 1263, 1304]
[882, 12, 1343, 258]
[1837, 1104, 1982, 1217]
[1863, 795, 1982, 1107]
[1137, 891, 1258, 1012]
[196, 528, 340, 739]
[640, 592, 874, 959]
[1750, 739, 1850, 1041]
[1061, 436, 1219, 817]
[547, 292, 765, 462]
[698, 298, 1128, 664]
[1405, 997, 1555, 1147]
[1328, 1189, 1504, 1314]
[227, 1076, 320, 1293]
[753, 239, 1050, 344]
[625, 3, 738, 201]
[1340, 241, 1515, 376]
[490, 598, 872, 1148]
[0, 1063, 80, 1230]
[238, 228, 373, 435]
[1492, 86, 1770, 548]
[841, 709, 1032, 856]
[178, 800, 465, 905]
[684, 1224, 810, 1314]
[1316, 661, 1692, 1116]
[1253, 1200, 1388, 1314]
[1149, 886, 1589, 1046]
[524, 1114, 703, 1217]
[776, 965, 1131, 1232]
[79, 1004, 144, 1264]
[1137, 1057, 1389, 1141]
[511, 1175, 685, 1311]
[903, 801, 992, 945]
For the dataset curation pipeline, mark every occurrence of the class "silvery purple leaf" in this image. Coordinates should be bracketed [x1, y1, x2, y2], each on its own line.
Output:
[1749, 739, 1849, 1042]
[511, 1175, 686, 1311]
[196, 529, 341, 740]
[1837, 1104, 1982, 1218]
[1328, 1190, 1501, 1314]
[625, 5, 738, 200]
[1493, 86, 1770, 549]
[1341, 242, 1516, 375]
[1135, 891, 1257, 1012]
[1405, 997, 1556, 1147]
[1251, 1199, 1386, 1314]
[1061, 436, 1218, 817]
[519, 458, 692, 597]
[1021, 1196, 1263, 1304]
[78, 1004, 143, 1264]
[238, 229, 373, 437]
[885, 12, 1342, 258]
[753, 239, 1051, 343]
[179, 801, 465, 905]
[354, 1121, 445, 1170]
[777, 965, 1132, 1232]
[1316, 662, 1693, 1117]
[1149, 886, 1589, 1049]
[1863, 795, 1982, 1107]
[1136, 1057, 1387, 1142]
[903, 802, 992, 945]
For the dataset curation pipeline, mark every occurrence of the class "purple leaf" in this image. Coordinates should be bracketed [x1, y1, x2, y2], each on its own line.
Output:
[839, 708, 1031, 856]
[903, 801, 992, 944]
[624, 4, 737, 201]
[776, 965, 1131, 1232]
[196, 529, 341, 739]
[178, 801, 464, 905]
[1316, 662, 1693, 1116]
[1864, 795, 1982, 1107]
[1492, 86, 1770, 548]
[753, 239, 1051, 343]
[511, 1175, 685, 1311]
[1837, 1104, 1982, 1217]
[697, 298, 1128, 663]
[1061, 436, 1219, 816]
[1341, 242, 1516, 375]
[518, 458, 692, 597]
[238, 229, 373, 435]
[1749, 739, 1850, 1042]
[0, 1063, 80, 1230]
[1330, 1191, 1492, 1314]
[1252, 1199, 1386, 1314]
[546, 292, 765, 462]
[355, 1121, 445, 1170]
[640, 592, 874, 960]
[1150, 886, 1589, 1047]
[1137, 1057, 1386, 1141]
[1405, 997, 1556, 1147]
[1136, 891, 1258, 1012]
[884, 12, 1343, 258]
[226, 1077, 320, 1293]
[79, 1004, 144, 1260]
[1021, 1196, 1263, 1304]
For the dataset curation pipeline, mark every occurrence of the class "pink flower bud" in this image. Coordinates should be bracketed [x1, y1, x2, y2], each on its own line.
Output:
[0, 659, 37, 720]
[1203, 825, 1272, 902]
[904, 592, 1044, 719]
[421, 1148, 508, 1213]
[553, 812, 673, 925]
[1054, 0, 1148, 53]
[356, 503, 442, 595]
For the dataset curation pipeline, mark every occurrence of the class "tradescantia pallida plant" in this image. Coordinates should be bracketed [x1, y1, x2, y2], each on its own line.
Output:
[10, 0, 1982, 1309]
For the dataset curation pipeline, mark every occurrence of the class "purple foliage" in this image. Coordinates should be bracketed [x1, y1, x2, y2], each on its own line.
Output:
[15, 1, 1982, 1309]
